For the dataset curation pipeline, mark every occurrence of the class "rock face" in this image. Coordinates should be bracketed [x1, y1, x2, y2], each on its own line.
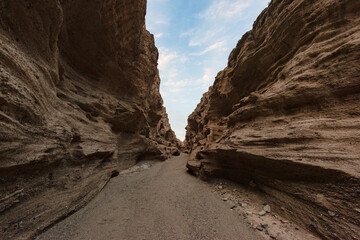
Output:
[186, 0, 360, 239]
[0, 0, 179, 239]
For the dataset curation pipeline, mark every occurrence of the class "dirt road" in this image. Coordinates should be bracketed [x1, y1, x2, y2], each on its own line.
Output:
[37, 154, 262, 240]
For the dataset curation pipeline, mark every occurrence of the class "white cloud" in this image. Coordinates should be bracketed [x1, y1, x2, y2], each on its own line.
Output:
[180, 56, 189, 63]
[154, 33, 164, 39]
[158, 48, 177, 69]
[199, 0, 250, 20]
[146, 0, 171, 32]
[189, 40, 202, 47]
[163, 79, 190, 88]
[187, 0, 253, 48]
[190, 41, 228, 56]
[170, 99, 195, 104]
[180, 29, 195, 38]
[168, 87, 186, 93]
[196, 68, 215, 90]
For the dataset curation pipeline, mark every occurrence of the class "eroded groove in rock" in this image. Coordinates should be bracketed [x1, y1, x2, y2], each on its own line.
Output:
[0, 0, 180, 239]
[185, 0, 360, 239]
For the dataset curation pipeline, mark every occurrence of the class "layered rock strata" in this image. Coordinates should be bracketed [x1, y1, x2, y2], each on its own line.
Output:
[186, 0, 360, 239]
[0, 0, 179, 239]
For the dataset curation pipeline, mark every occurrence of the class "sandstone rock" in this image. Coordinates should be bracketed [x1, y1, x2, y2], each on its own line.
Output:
[264, 205, 271, 213]
[185, 0, 360, 239]
[246, 211, 253, 216]
[0, 0, 179, 239]
[259, 210, 267, 216]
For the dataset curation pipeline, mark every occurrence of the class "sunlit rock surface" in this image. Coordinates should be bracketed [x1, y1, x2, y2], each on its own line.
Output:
[185, 0, 360, 239]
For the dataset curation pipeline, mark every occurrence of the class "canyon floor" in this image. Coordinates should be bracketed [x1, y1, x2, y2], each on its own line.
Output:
[36, 154, 264, 240]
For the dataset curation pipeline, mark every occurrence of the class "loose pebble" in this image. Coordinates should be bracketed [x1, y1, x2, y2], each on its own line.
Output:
[264, 205, 271, 213]
[328, 211, 336, 217]
[259, 210, 266, 216]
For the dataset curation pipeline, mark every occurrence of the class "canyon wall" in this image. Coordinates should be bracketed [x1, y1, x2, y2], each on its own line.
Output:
[185, 0, 360, 239]
[0, 0, 179, 239]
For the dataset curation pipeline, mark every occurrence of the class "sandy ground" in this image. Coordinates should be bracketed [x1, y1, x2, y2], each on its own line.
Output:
[36, 154, 262, 240]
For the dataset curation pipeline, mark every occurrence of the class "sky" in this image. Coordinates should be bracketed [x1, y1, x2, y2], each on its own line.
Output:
[146, 0, 269, 140]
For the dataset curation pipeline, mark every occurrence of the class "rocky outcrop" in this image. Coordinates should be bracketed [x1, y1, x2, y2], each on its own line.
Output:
[0, 0, 179, 239]
[186, 0, 360, 239]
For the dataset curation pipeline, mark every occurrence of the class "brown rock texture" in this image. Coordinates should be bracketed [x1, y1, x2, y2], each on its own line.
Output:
[0, 0, 180, 239]
[185, 0, 360, 239]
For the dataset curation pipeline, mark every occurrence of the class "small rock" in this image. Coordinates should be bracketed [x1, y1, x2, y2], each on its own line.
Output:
[281, 207, 285, 211]
[142, 164, 151, 169]
[259, 210, 266, 216]
[230, 205, 236, 209]
[270, 233, 278, 239]
[218, 186, 223, 190]
[262, 224, 268, 228]
[241, 203, 248, 207]
[256, 225, 264, 231]
[281, 219, 288, 223]
[222, 197, 228, 201]
[328, 211, 336, 217]
[246, 211, 253, 216]
[355, 190, 360, 194]
[264, 205, 271, 213]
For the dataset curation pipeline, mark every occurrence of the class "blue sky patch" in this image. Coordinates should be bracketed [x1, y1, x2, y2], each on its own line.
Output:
[146, 0, 269, 140]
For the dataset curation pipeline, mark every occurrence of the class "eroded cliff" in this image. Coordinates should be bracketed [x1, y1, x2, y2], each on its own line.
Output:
[0, 0, 179, 239]
[186, 0, 360, 239]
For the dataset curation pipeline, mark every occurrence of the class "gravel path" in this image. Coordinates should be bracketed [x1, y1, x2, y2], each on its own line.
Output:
[37, 154, 262, 240]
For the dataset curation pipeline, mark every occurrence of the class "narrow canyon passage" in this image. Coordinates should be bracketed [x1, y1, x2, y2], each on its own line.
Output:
[1, 0, 359, 239]
[36, 154, 262, 240]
